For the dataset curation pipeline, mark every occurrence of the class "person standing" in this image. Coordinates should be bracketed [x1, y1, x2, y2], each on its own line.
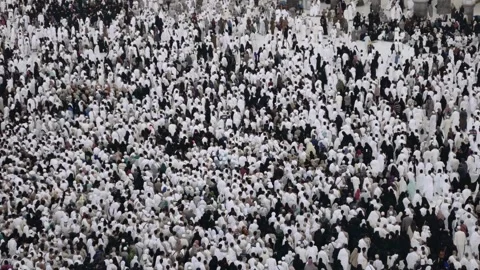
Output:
[454, 226, 467, 258]
[304, 257, 318, 270]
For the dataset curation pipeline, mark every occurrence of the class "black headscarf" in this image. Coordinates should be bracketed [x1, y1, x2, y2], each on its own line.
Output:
[209, 256, 219, 270]
[292, 254, 305, 270]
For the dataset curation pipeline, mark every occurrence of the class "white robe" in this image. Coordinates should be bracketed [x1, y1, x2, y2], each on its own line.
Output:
[338, 248, 349, 270]
[454, 230, 466, 258]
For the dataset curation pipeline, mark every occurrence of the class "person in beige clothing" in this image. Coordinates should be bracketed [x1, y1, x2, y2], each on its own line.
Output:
[349, 248, 359, 270]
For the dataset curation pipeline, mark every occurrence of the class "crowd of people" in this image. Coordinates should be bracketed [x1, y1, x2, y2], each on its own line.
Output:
[1, 0, 480, 269]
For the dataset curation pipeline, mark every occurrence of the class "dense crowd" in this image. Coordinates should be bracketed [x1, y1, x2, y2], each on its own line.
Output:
[1, 0, 480, 269]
